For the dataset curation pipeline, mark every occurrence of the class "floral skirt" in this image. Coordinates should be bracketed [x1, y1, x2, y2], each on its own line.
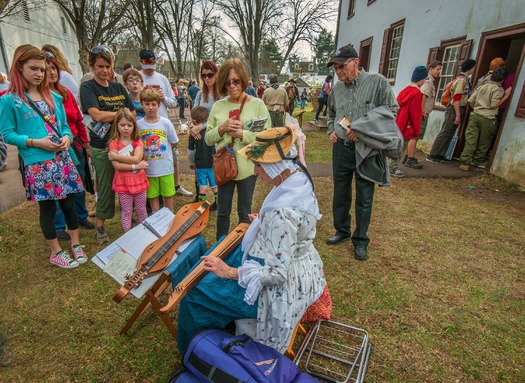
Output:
[24, 150, 84, 201]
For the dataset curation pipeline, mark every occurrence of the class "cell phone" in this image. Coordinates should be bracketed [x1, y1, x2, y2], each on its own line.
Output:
[50, 135, 61, 144]
[151, 85, 160, 89]
[229, 109, 240, 120]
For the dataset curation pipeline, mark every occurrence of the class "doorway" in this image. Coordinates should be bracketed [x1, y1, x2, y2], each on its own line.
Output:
[453, 23, 525, 166]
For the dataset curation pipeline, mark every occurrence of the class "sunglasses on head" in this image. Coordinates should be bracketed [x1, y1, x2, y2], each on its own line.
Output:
[91, 46, 112, 55]
[141, 58, 156, 65]
[201, 72, 215, 79]
[44, 51, 55, 59]
[225, 78, 241, 87]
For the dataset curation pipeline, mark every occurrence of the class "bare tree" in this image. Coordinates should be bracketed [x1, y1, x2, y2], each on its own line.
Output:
[54, 0, 132, 72]
[126, 0, 167, 49]
[156, 0, 197, 79]
[213, 0, 282, 82]
[0, 0, 46, 21]
[276, 0, 337, 73]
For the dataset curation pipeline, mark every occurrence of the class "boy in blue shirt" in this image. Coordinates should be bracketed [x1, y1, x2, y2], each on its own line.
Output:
[188, 106, 217, 211]
[123, 68, 145, 120]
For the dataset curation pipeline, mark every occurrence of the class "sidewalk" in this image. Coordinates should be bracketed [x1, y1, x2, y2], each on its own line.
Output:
[0, 144, 26, 213]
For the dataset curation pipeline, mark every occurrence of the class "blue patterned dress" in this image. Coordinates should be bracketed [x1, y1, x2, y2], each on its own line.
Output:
[24, 100, 84, 201]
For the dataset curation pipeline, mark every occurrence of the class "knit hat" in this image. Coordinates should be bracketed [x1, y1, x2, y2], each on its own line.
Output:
[327, 44, 358, 67]
[238, 127, 296, 163]
[461, 59, 476, 72]
[411, 66, 428, 82]
[139, 49, 156, 69]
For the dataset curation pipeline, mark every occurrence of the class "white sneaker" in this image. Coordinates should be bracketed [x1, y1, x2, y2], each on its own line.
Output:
[176, 186, 193, 197]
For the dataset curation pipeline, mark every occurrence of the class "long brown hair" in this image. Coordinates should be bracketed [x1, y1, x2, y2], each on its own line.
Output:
[46, 56, 69, 101]
[9, 44, 55, 110]
[200, 60, 219, 103]
[109, 108, 141, 144]
[42, 44, 73, 74]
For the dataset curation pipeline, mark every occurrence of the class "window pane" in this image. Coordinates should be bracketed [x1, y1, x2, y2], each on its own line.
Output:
[387, 24, 404, 81]
[435, 44, 460, 105]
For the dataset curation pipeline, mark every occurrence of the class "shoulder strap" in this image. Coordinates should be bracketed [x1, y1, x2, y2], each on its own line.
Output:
[188, 352, 245, 383]
[238, 94, 247, 116]
[26, 95, 61, 137]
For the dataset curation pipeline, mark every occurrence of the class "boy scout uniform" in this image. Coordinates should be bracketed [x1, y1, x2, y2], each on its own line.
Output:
[460, 81, 504, 166]
[428, 72, 470, 158]
[419, 75, 436, 139]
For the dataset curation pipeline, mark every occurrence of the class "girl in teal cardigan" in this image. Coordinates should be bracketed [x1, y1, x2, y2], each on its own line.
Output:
[0, 45, 86, 269]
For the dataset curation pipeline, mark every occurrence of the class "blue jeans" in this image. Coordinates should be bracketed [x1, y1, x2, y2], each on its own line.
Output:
[314, 97, 328, 120]
[54, 148, 89, 231]
[300, 99, 306, 109]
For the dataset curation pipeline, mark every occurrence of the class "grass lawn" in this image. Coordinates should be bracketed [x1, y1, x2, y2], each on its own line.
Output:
[1, 134, 524, 382]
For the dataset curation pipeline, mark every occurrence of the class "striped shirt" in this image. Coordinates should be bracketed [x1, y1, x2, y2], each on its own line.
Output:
[327, 70, 398, 140]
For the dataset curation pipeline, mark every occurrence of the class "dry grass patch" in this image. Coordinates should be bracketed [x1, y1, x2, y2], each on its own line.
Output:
[0, 174, 524, 382]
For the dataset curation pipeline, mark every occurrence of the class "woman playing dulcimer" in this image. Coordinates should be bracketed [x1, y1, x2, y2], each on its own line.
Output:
[177, 126, 326, 354]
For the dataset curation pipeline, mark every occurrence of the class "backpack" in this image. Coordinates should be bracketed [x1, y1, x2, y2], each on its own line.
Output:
[170, 329, 320, 383]
[440, 74, 465, 106]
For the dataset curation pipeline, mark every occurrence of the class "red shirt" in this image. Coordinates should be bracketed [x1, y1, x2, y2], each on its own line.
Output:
[62, 89, 89, 149]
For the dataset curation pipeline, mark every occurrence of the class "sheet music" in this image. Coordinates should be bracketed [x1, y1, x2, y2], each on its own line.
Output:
[103, 249, 136, 285]
[142, 207, 175, 237]
[95, 242, 123, 265]
[115, 225, 158, 261]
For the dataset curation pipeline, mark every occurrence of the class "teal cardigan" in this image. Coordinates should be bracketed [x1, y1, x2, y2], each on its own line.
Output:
[0, 92, 75, 166]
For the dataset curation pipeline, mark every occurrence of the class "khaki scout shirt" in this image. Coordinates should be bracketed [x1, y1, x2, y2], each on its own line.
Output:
[451, 73, 470, 107]
[420, 75, 436, 114]
[468, 81, 504, 119]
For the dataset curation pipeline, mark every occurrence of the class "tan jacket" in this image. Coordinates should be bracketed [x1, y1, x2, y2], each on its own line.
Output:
[262, 87, 289, 112]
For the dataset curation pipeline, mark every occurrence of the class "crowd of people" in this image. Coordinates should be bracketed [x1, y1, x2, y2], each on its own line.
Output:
[0, 39, 512, 358]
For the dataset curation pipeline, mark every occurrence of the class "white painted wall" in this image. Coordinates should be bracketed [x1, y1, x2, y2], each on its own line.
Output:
[336, 0, 525, 188]
[0, 3, 81, 80]
[337, 0, 525, 94]
[491, 67, 525, 186]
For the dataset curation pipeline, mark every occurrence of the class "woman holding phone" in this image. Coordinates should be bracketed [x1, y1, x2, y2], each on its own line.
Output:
[205, 58, 271, 240]
[0, 45, 86, 269]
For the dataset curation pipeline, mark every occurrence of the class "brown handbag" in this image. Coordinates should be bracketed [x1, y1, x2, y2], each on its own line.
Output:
[212, 95, 246, 186]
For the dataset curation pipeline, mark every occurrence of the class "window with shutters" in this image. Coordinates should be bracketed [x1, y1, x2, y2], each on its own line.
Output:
[386, 24, 404, 82]
[427, 37, 472, 107]
[378, 19, 405, 84]
[435, 44, 461, 104]
[347, 0, 355, 19]
[22, 0, 30, 22]
[61, 16, 67, 34]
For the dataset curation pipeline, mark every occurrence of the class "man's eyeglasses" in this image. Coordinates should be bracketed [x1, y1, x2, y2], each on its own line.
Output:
[126, 78, 142, 84]
[201, 72, 215, 79]
[91, 46, 112, 55]
[44, 51, 55, 59]
[333, 59, 356, 71]
[225, 78, 241, 87]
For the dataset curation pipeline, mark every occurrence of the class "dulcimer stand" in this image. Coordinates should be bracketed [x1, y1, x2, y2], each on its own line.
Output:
[119, 235, 207, 338]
